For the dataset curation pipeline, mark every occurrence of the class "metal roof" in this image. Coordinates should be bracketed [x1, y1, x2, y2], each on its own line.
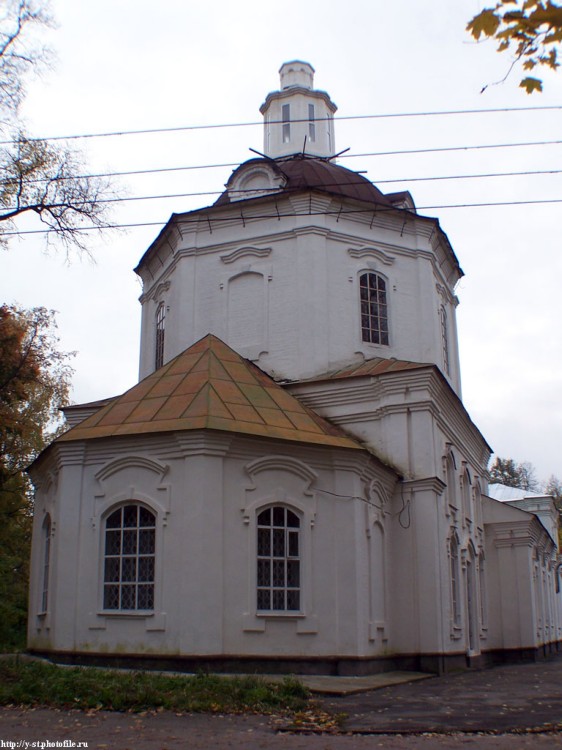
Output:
[57, 334, 363, 451]
[215, 155, 393, 207]
[299, 357, 433, 382]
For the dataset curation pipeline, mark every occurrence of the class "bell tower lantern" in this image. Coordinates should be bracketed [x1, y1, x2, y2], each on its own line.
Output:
[260, 60, 337, 159]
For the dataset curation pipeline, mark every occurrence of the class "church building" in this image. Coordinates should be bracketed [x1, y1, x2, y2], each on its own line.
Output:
[28, 62, 561, 674]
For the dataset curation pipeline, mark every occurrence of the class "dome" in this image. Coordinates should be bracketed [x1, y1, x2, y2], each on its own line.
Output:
[215, 155, 393, 208]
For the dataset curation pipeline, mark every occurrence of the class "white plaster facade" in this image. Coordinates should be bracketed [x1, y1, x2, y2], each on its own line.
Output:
[28, 63, 561, 673]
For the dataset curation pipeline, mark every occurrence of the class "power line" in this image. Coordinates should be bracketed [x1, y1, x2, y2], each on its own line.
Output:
[4, 198, 561, 237]
[4, 168, 560, 213]
[1, 104, 561, 145]
[4, 139, 562, 186]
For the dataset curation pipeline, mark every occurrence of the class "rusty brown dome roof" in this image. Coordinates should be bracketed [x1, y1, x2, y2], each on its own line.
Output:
[215, 155, 393, 207]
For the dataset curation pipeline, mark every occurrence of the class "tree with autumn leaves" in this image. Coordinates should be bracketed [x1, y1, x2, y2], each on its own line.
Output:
[0, 305, 72, 649]
[467, 0, 562, 92]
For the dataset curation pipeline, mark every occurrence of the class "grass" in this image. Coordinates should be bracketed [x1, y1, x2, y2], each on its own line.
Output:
[0, 658, 310, 714]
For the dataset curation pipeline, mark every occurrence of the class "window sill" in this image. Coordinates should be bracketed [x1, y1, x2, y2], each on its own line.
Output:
[99, 610, 155, 619]
[243, 612, 318, 634]
[89, 611, 166, 632]
[451, 625, 463, 640]
[256, 610, 304, 618]
[362, 341, 390, 350]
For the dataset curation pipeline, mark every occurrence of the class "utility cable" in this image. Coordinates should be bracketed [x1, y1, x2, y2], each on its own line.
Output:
[3, 168, 561, 213]
[1, 104, 561, 145]
[4, 197, 562, 237]
[2, 139, 561, 186]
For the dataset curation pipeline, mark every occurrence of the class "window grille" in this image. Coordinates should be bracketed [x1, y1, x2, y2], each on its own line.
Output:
[360, 272, 389, 345]
[441, 305, 450, 375]
[450, 535, 461, 627]
[461, 471, 472, 521]
[282, 104, 290, 144]
[479, 553, 487, 629]
[41, 516, 51, 613]
[308, 103, 315, 142]
[257, 506, 300, 611]
[155, 303, 165, 370]
[103, 504, 156, 611]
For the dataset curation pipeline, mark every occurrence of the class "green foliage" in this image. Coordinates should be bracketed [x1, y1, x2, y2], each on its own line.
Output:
[0, 305, 73, 651]
[0, 0, 114, 254]
[0, 659, 310, 713]
[467, 0, 562, 92]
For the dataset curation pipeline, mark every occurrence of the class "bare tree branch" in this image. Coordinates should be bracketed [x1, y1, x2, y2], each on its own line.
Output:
[0, 2, 118, 256]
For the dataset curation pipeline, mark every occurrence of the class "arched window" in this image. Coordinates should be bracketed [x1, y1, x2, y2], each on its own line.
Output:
[103, 504, 156, 611]
[41, 515, 51, 613]
[360, 272, 389, 345]
[461, 469, 472, 522]
[257, 506, 300, 611]
[450, 534, 461, 628]
[308, 103, 315, 142]
[478, 552, 487, 630]
[155, 303, 165, 370]
[282, 104, 290, 143]
[446, 452, 457, 509]
[440, 305, 450, 375]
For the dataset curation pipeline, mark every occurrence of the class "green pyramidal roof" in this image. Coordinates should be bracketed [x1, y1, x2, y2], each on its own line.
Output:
[58, 334, 362, 451]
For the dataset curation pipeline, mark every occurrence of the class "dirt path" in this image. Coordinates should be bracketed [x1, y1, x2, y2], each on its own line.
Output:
[1, 706, 562, 750]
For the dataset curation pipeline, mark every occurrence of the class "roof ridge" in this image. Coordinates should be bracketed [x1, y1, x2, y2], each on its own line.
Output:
[55, 334, 363, 452]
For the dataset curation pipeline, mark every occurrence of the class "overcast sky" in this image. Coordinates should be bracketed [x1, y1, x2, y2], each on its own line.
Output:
[2, 0, 561, 484]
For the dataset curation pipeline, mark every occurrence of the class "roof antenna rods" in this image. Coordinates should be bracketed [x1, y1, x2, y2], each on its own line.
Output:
[327, 147, 350, 161]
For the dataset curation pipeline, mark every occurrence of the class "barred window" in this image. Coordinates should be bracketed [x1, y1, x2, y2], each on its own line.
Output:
[282, 104, 290, 144]
[41, 516, 51, 613]
[441, 305, 450, 375]
[479, 552, 487, 629]
[308, 103, 315, 142]
[461, 470, 472, 522]
[103, 504, 155, 611]
[257, 506, 300, 612]
[450, 534, 461, 627]
[360, 272, 389, 345]
[155, 302, 165, 370]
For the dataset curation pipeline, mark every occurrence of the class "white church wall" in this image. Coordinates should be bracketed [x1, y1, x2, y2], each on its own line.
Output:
[29, 431, 401, 661]
[137, 194, 462, 392]
[482, 496, 560, 652]
[28, 60, 562, 672]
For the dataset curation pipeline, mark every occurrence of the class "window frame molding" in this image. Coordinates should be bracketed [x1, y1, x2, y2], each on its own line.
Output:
[102, 502, 157, 614]
[241, 491, 317, 633]
[440, 304, 451, 376]
[90, 492, 167, 629]
[460, 466, 473, 527]
[154, 301, 166, 371]
[448, 529, 463, 637]
[444, 448, 458, 514]
[358, 269, 390, 348]
[256, 503, 302, 614]
[38, 514, 52, 617]
[241, 456, 319, 633]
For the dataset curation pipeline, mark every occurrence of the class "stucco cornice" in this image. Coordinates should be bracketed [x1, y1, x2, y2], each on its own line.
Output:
[219, 246, 272, 264]
[402, 476, 447, 495]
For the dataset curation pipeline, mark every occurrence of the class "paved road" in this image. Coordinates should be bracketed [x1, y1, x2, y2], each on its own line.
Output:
[323, 654, 562, 734]
[1, 655, 562, 749]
